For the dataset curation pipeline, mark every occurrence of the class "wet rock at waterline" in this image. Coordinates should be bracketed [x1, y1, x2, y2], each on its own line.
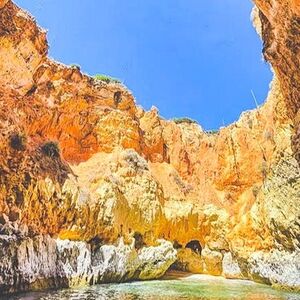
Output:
[0, 235, 176, 294]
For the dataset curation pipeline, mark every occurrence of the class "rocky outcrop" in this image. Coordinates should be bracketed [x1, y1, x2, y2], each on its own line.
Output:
[172, 248, 203, 274]
[253, 0, 300, 162]
[0, 233, 176, 295]
[222, 252, 243, 279]
[0, 0, 299, 294]
[247, 250, 300, 290]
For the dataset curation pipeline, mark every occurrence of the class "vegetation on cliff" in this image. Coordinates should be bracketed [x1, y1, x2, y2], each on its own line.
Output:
[172, 117, 198, 124]
[93, 74, 122, 84]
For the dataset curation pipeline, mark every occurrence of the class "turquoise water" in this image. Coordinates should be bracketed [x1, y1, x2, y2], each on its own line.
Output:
[4, 274, 300, 300]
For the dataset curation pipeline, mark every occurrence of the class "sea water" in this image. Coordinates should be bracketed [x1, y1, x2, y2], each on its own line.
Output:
[4, 274, 300, 300]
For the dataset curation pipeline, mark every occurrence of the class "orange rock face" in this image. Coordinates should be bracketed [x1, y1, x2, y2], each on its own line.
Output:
[0, 0, 299, 290]
[254, 0, 300, 161]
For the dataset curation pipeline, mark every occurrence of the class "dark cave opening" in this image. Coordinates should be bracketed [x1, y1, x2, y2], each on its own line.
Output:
[185, 240, 202, 255]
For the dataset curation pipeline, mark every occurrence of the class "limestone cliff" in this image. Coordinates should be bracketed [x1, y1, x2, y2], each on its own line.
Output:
[0, 0, 299, 294]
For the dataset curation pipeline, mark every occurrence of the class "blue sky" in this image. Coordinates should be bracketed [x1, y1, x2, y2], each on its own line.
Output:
[16, 0, 272, 130]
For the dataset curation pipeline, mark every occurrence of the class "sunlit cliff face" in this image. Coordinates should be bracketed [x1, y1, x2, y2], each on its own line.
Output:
[0, 0, 299, 292]
[254, 0, 300, 161]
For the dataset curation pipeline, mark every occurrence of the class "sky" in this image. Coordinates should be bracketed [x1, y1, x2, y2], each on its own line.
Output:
[16, 0, 272, 130]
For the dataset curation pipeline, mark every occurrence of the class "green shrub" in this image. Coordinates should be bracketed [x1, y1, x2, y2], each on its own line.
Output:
[206, 129, 219, 135]
[93, 74, 121, 84]
[173, 117, 198, 125]
[70, 64, 81, 70]
[9, 133, 27, 151]
[41, 141, 60, 158]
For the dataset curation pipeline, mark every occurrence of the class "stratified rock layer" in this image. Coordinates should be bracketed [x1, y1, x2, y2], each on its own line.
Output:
[0, 0, 299, 294]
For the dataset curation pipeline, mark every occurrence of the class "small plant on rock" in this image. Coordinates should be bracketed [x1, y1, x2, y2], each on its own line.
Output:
[70, 64, 81, 70]
[41, 141, 60, 158]
[206, 129, 219, 135]
[9, 133, 27, 151]
[93, 74, 121, 84]
[173, 117, 198, 125]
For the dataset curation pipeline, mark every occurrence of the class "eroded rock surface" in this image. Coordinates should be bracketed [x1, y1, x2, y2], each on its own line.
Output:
[0, 0, 299, 294]
[0, 234, 176, 294]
